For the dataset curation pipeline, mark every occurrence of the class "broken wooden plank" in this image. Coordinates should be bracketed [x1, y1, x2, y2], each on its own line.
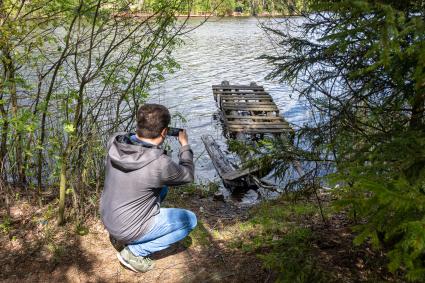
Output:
[219, 95, 272, 100]
[224, 115, 283, 120]
[226, 121, 289, 126]
[201, 135, 260, 182]
[200, 135, 235, 179]
[222, 105, 279, 111]
[213, 91, 270, 95]
[222, 101, 276, 106]
[212, 85, 264, 90]
[227, 124, 291, 130]
[227, 128, 292, 133]
[222, 166, 260, 181]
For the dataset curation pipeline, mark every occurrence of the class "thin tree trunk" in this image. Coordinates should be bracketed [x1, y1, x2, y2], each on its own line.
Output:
[3, 49, 25, 184]
[0, 79, 9, 178]
[57, 149, 67, 225]
[37, 7, 81, 189]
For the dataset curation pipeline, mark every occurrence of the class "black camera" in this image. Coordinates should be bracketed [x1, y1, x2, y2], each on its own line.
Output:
[167, 127, 183, 137]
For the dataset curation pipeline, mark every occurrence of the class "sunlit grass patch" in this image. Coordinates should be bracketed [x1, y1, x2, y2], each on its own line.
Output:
[224, 197, 332, 282]
[47, 242, 67, 264]
[258, 227, 331, 283]
[0, 215, 12, 234]
[165, 182, 220, 207]
[187, 220, 211, 247]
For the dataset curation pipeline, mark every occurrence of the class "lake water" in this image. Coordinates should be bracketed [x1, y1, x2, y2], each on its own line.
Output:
[148, 17, 307, 192]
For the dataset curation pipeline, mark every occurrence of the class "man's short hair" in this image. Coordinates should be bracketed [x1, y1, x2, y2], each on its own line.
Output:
[136, 104, 171, 139]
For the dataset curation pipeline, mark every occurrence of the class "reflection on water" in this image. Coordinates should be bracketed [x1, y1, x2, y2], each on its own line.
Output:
[148, 17, 307, 192]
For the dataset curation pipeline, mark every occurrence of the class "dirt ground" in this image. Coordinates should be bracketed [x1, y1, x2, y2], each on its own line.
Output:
[0, 193, 270, 283]
[0, 188, 402, 283]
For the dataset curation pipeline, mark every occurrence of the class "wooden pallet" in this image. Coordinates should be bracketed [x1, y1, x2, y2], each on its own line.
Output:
[203, 81, 300, 191]
[212, 81, 292, 136]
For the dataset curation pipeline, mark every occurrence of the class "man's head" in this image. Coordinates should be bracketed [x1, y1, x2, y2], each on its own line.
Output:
[136, 104, 171, 139]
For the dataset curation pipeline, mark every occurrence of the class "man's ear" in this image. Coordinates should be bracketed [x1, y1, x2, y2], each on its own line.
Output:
[160, 128, 167, 138]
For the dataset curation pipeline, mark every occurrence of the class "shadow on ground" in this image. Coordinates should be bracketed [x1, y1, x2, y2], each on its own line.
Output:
[0, 202, 105, 282]
[0, 194, 269, 283]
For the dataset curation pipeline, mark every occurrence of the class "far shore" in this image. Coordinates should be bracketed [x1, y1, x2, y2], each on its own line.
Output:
[114, 11, 301, 19]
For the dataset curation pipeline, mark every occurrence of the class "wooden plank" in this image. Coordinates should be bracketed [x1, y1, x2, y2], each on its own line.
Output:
[222, 101, 276, 106]
[221, 98, 274, 102]
[222, 105, 279, 111]
[200, 135, 234, 178]
[213, 91, 269, 95]
[222, 166, 260, 181]
[212, 85, 264, 90]
[201, 135, 260, 181]
[225, 115, 283, 120]
[226, 121, 289, 126]
[227, 128, 292, 133]
[227, 124, 291, 129]
[214, 93, 269, 99]
[221, 98, 275, 104]
[220, 94, 273, 100]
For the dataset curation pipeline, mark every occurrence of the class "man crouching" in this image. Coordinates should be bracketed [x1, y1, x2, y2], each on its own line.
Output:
[100, 104, 197, 272]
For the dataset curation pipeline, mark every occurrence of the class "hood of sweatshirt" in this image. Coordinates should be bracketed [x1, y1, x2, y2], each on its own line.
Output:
[108, 133, 165, 172]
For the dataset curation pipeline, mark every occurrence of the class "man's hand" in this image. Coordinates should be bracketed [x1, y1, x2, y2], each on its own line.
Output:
[178, 129, 189, 147]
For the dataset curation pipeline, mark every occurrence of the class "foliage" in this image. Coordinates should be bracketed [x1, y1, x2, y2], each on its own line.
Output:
[228, 134, 328, 194]
[141, 0, 308, 16]
[0, 0, 189, 223]
[185, 220, 211, 247]
[165, 182, 220, 205]
[260, 0, 425, 280]
[234, 199, 330, 282]
[0, 216, 12, 234]
[257, 228, 329, 283]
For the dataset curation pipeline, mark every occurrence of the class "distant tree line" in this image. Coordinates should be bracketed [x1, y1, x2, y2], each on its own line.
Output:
[139, 0, 308, 16]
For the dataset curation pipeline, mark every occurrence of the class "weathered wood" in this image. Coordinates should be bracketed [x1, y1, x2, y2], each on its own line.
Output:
[219, 95, 272, 100]
[227, 124, 291, 129]
[226, 120, 289, 126]
[201, 135, 259, 182]
[201, 135, 234, 178]
[224, 115, 283, 120]
[202, 81, 299, 190]
[222, 101, 276, 106]
[222, 166, 260, 181]
[212, 85, 264, 90]
[226, 128, 292, 133]
[223, 105, 279, 111]
[213, 91, 270, 95]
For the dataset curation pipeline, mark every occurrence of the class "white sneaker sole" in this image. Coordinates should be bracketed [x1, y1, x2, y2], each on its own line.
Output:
[117, 252, 138, 272]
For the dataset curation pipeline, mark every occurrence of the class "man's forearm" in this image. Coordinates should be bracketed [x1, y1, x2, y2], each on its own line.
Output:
[162, 145, 194, 185]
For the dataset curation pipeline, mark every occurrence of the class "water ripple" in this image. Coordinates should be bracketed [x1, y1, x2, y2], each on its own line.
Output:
[148, 17, 307, 182]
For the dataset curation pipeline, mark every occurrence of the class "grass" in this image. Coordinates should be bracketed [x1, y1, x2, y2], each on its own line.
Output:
[0, 215, 12, 234]
[165, 182, 220, 207]
[2, 184, 401, 282]
[184, 221, 211, 247]
[165, 184, 335, 282]
[221, 197, 334, 282]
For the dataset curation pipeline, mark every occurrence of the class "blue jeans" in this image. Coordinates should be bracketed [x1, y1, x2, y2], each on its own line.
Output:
[127, 186, 197, 257]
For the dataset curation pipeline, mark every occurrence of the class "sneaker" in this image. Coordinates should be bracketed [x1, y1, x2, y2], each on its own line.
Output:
[117, 246, 154, 273]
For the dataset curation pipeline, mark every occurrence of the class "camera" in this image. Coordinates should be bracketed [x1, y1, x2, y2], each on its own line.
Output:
[167, 127, 183, 137]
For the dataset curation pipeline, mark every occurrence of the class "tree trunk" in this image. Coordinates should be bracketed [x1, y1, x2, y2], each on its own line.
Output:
[3, 49, 25, 184]
[57, 151, 67, 225]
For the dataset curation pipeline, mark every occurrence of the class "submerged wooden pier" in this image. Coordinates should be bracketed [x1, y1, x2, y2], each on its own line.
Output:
[212, 81, 292, 136]
[203, 81, 293, 190]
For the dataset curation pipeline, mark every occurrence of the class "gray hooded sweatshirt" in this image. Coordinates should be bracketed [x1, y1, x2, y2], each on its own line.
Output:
[100, 132, 194, 243]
